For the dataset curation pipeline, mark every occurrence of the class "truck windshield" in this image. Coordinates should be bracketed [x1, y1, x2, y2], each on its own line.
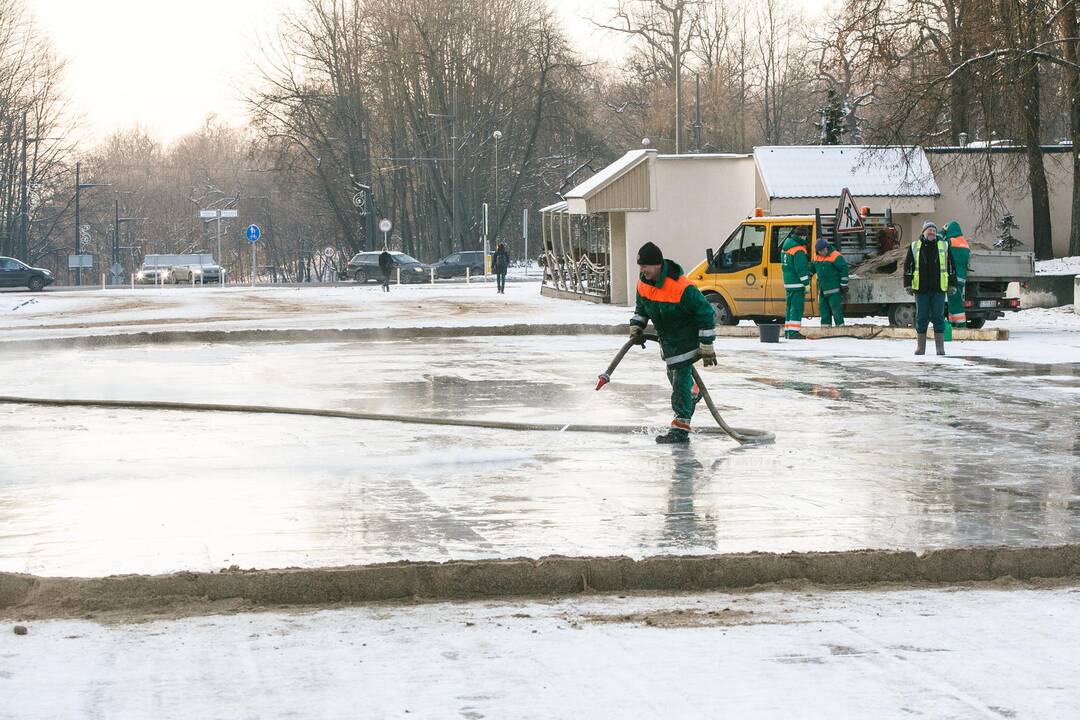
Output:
[716, 224, 765, 269]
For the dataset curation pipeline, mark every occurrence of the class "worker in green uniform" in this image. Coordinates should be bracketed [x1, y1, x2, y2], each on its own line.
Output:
[630, 242, 717, 445]
[781, 227, 812, 339]
[941, 220, 970, 327]
[814, 238, 849, 326]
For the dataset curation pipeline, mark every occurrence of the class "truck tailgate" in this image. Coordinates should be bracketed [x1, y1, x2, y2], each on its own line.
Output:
[969, 251, 1034, 281]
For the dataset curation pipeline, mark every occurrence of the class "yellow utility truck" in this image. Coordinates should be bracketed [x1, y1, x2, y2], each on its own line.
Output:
[686, 208, 1033, 328]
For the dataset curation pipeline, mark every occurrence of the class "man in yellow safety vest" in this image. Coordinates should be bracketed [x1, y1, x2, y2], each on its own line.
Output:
[903, 221, 957, 356]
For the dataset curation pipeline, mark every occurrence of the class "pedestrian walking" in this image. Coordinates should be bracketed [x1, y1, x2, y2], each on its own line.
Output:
[813, 238, 849, 327]
[941, 220, 971, 327]
[493, 243, 510, 294]
[781, 227, 812, 339]
[629, 242, 717, 445]
[904, 221, 957, 356]
[378, 249, 393, 292]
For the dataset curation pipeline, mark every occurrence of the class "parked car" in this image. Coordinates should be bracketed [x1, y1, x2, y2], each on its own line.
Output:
[346, 251, 429, 283]
[0, 256, 54, 291]
[137, 254, 222, 284]
[433, 250, 485, 279]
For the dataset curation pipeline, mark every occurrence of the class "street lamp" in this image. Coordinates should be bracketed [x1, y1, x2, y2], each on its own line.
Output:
[74, 161, 111, 286]
[493, 130, 502, 253]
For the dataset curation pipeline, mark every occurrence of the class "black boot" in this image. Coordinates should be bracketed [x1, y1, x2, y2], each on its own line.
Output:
[935, 333, 946, 356]
[656, 430, 690, 445]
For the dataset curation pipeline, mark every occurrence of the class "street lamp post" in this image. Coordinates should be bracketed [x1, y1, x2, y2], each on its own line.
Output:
[73, 161, 111, 286]
[113, 195, 146, 286]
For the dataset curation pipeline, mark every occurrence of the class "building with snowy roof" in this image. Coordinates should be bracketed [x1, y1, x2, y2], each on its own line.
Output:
[540, 144, 1074, 305]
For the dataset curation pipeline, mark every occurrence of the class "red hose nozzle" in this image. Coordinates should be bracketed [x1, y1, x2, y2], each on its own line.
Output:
[596, 374, 610, 391]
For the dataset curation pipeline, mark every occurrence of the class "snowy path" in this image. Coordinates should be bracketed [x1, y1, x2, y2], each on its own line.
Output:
[4, 584, 1078, 719]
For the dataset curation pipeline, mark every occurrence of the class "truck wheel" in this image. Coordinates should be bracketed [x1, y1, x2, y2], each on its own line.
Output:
[888, 304, 915, 328]
[354, 270, 368, 283]
[707, 295, 738, 326]
[966, 318, 986, 330]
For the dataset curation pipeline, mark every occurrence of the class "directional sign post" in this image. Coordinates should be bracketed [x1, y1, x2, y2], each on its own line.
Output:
[245, 224, 262, 287]
[201, 208, 238, 285]
[378, 218, 392, 250]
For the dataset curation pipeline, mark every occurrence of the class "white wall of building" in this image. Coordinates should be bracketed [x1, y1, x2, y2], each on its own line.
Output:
[619, 155, 756, 305]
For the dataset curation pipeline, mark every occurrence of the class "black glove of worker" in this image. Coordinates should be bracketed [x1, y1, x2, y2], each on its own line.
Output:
[629, 325, 645, 346]
[905, 286, 914, 296]
[840, 286, 849, 298]
[948, 285, 957, 295]
[698, 343, 717, 367]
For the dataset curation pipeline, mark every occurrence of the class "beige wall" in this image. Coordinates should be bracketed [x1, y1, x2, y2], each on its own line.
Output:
[922, 152, 1073, 254]
[608, 212, 627, 304]
[618, 155, 757, 305]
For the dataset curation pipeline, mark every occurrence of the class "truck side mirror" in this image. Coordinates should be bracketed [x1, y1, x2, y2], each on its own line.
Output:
[706, 248, 715, 269]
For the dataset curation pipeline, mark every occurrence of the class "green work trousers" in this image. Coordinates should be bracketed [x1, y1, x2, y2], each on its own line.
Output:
[819, 290, 844, 326]
[947, 280, 967, 325]
[666, 364, 700, 437]
[784, 288, 805, 336]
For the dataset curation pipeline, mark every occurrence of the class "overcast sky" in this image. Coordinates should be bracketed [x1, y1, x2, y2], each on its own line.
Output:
[31, 0, 830, 146]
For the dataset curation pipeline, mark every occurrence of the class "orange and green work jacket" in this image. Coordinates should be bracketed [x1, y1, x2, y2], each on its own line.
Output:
[630, 259, 716, 367]
[942, 220, 970, 281]
[781, 237, 811, 289]
[813, 244, 850, 294]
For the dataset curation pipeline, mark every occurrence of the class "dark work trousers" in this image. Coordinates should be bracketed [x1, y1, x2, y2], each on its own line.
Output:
[496, 273, 507, 293]
[382, 271, 391, 292]
[915, 291, 946, 334]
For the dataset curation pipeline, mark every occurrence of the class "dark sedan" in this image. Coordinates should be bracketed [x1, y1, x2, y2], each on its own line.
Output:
[346, 251, 430, 283]
[0, 256, 55, 291]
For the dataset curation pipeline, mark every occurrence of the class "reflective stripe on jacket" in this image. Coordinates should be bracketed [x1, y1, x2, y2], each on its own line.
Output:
[631, 259, 716, 366]
[813, 246, 849, 293]
[781, 237, 811, 288]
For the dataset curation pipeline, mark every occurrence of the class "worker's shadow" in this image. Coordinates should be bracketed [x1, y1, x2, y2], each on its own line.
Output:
[659, 445, 717, 551]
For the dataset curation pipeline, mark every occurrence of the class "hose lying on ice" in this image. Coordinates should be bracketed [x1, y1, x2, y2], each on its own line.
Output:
[0, 395, 732, 436]
[596, 336, 776, 445]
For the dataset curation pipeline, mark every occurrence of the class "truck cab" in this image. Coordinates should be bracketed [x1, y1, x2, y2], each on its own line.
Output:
[687, 214, 817, 325]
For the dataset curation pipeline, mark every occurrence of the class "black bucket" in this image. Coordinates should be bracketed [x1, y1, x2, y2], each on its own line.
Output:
[758, 324, 781, 343]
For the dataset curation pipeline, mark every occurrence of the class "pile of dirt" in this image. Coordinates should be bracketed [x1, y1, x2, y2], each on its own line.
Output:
[2, 544, 1077, 622]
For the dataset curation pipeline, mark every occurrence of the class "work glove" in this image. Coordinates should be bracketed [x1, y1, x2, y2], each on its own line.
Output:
[948, 285, 957, 295]
[698, 343, 717, 367]
[629, 325, 645, 346]
[905, 286, 914, 296]
[840, 286, 849, 298]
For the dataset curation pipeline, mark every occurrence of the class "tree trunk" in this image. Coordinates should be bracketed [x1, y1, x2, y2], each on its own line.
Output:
[1062, 1, 1080, 256]
[1019, 32, 1053, 259]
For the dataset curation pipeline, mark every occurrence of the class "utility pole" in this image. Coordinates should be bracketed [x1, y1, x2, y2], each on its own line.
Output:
[18, 113, 28, 260]
[693, 73, 704, 153]
[73, 161, 111, 286]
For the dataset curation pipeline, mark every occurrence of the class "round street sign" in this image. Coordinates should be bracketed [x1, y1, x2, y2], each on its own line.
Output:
[323, 246, 336, 259]
[245, 224, 262, 243]
[378, 218, 393, 234]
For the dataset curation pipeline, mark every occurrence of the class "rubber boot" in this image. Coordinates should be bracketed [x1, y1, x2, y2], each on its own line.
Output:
[935, 333, 946, 356]
[915, 334, 927, 356]
[656, 430, 690, 445]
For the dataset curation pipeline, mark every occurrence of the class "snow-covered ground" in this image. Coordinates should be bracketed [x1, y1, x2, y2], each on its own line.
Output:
[4, 584, 1078, 719]
[1037, 255, 1080, 276]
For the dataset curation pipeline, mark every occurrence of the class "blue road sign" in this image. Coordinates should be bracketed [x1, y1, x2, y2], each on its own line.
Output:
[245, 224, 262, 243]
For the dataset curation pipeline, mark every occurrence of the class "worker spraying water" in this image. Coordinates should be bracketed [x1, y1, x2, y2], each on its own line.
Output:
[622, 242, 717, 444]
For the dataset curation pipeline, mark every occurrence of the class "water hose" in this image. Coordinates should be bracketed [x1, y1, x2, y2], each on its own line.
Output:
[0, 395, 731, 436]
[596, 336, 775, 445]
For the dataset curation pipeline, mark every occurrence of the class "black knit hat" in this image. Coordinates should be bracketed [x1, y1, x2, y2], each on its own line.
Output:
[637, 242, 663, 266]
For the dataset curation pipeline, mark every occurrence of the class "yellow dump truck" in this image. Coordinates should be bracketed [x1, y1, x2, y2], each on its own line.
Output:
[686, 209, 1034, 328]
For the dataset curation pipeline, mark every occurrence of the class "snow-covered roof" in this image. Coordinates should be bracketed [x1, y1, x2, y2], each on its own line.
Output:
[540, 201, 568, 214]
[565, 149, 651, 200]
[755, 146, 940, 199]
